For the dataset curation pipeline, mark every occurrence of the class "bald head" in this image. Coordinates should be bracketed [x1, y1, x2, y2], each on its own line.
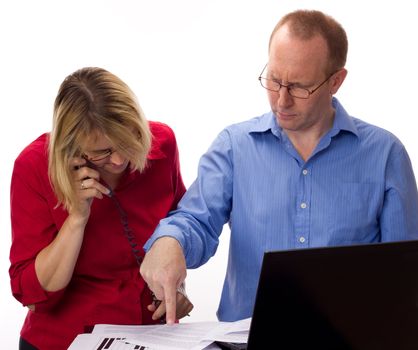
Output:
[269, 10, 348, 75]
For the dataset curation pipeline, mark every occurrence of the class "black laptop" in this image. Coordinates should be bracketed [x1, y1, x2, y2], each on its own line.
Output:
[246, 240, 418, 350]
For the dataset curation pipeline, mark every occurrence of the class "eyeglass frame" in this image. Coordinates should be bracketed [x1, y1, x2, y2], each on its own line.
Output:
[258, 64, 337, 99]
[82, 148, 116, 163]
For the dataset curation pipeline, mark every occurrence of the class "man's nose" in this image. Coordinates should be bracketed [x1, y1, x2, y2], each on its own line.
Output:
[277, 86, 294, 108]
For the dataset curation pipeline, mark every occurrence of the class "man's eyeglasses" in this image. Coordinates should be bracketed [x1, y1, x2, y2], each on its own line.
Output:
[82, 148, 116, 163]
[258, 64, 336, 99]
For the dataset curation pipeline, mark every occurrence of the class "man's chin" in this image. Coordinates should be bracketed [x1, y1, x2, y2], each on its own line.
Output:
[276, 116, 298, 131]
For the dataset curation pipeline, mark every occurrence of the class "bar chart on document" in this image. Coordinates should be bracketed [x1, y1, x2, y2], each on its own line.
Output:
[98, 337, 149, 350]
[68, 335, 150, 350]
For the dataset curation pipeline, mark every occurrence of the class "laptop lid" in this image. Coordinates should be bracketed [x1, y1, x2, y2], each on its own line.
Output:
[247, 240, 418, 350]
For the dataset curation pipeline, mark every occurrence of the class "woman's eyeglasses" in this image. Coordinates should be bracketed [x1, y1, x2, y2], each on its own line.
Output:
[82, 148, 116, 163]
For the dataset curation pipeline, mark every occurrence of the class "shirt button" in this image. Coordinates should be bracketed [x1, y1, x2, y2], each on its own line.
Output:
[300, 202, 307, 209]
[302, 169, 308, 175]
[299, 236, 306, 243]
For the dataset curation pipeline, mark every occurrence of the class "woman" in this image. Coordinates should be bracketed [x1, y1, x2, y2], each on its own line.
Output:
[9, 67, 193, 349]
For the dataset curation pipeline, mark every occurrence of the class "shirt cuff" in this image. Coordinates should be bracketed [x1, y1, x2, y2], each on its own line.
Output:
[143, 224, 187, 255]
[17, 262, 66, 313]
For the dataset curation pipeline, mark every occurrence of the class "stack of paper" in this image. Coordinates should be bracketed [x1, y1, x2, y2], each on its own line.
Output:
[67, 318, 250, 350]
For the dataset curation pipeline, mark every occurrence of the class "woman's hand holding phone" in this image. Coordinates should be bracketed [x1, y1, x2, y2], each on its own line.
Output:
[70, 157, 111, 219]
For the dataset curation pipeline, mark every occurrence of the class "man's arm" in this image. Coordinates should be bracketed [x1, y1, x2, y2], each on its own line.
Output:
[380, 143, 418, 241]
[140, 129, 234, 324]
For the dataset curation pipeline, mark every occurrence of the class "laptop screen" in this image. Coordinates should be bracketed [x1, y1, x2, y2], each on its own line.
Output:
[247, 240, 418, 350]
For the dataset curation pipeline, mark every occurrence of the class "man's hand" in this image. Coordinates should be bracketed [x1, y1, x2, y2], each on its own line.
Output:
[140, 237, 187, 324]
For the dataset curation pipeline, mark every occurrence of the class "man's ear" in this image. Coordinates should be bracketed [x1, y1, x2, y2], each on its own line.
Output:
[330, 68, 348, 95]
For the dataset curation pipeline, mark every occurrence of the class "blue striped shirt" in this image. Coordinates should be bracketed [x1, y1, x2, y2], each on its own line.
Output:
[145, 97, 418, 321]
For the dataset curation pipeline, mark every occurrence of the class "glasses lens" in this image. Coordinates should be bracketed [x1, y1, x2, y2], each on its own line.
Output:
[86, 149, 113, 162]
[288, 87, 310, 99]
[259, 77, 278, 91]
[259, 77, 310, 99]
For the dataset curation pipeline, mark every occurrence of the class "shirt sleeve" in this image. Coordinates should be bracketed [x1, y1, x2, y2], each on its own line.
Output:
[9, 152, 66, 312]
[380, 142, 418, 241]
[144, 129, 233, 268]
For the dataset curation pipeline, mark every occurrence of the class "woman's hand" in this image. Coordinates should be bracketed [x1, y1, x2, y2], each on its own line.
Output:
[147, 290, 194, 321]
[70, 157, 110, 219]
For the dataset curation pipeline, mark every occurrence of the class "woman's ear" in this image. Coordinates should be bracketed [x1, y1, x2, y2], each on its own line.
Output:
[330, 68, 348, 95]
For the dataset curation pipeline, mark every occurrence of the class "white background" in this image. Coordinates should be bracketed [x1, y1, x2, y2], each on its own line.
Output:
[1, 1, 417, 348]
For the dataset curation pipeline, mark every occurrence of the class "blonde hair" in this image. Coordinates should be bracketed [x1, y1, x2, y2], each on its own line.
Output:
[48, 67, 151, 211]
[269, 10, 348, 75]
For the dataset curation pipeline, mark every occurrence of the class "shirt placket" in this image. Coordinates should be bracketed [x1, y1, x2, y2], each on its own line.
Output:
[294, 164, 312, 248]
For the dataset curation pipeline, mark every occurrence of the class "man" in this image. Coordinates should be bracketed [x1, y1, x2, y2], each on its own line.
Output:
[140, 10, 418, 324]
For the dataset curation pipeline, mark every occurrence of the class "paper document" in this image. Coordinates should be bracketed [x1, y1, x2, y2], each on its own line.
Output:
[68, 318, 250, 350]
[68, 334, 149, 349]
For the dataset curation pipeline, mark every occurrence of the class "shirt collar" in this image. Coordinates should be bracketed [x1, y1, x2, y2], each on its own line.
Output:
[331, 97, 359, 137]
[248, 97, 359, 139]
[248, 111, 279, 134]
